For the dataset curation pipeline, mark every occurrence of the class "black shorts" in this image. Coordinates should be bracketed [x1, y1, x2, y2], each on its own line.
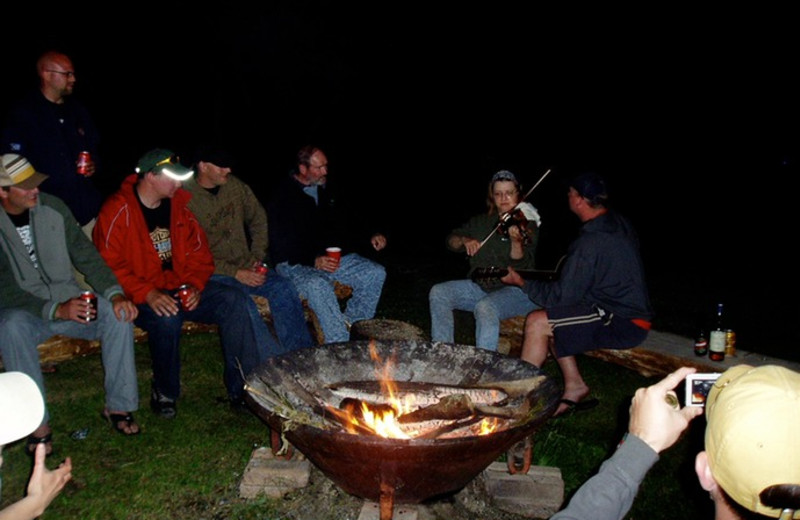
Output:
[548, 304, 649, 358]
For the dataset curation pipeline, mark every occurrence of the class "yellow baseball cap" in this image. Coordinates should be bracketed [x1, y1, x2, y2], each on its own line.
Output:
[705, 364, 800, 518]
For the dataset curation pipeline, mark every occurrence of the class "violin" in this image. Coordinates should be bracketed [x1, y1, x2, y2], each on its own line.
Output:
[497, 207, 533, 245]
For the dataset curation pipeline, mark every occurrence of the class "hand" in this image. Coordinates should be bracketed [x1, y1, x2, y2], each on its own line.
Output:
[507, 225, 524, 243]
[235, 268, 266, 287]
[628, 367, 704, 453]
[500, 266, 524, 287]
[145, 289, 180, 316]
[55, 297, 95, 323]
[315, 255, 339, 273]
[110, 294, 138, 322]
[26, 443, 72, 513]
[371, 233, 387, 251]
[180, 285, 200, 311]
[462, 237, 481, 256]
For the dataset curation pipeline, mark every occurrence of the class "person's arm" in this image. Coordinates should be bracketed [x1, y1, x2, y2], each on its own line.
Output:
[550, 367, 703, 520]
[0, 443, 72, 520]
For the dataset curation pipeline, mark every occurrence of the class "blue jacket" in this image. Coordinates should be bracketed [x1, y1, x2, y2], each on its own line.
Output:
[522, 210, 653, 321]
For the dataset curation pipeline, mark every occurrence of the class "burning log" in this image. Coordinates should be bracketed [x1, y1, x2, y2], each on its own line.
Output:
[326, 380, 508, 408]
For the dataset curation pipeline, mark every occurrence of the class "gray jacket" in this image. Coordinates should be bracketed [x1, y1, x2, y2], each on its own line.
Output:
[0, 193, 123, 320]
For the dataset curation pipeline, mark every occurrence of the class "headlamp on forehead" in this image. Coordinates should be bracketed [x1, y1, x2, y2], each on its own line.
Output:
[135, 150, 194, 181]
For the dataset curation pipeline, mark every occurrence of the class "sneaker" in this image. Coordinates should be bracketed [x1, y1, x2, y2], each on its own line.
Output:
[150, 388, 177, 419]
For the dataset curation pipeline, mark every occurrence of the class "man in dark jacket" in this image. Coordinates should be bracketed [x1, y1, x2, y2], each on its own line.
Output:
[1, 51, 102, 233]
[503, 172, 653, 416]
[266, 145, 387, 343]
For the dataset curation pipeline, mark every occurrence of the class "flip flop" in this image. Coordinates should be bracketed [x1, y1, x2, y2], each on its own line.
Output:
[554, 397, 599, 417]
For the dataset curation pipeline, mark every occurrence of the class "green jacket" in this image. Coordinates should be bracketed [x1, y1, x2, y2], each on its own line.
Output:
[447, 212, 538, 277]
[0, 193, 123, 320]
[184, 174, 269, 276]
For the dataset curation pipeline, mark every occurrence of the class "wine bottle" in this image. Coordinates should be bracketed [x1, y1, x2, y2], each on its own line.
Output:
[708, 303, 726, 362]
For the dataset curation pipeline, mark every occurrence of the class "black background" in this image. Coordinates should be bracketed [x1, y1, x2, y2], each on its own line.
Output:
[4, 6, 798, 348]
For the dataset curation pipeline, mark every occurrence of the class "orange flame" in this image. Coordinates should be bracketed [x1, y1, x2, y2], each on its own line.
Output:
[337, 340, 502, 439]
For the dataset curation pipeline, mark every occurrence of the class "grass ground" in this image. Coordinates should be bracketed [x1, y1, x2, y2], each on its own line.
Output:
[0, 249, 765, 519]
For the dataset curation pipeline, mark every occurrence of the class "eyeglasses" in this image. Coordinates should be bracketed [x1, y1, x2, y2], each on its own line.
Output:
[493, 189, 519, 199]
[46, 69, 75, 78]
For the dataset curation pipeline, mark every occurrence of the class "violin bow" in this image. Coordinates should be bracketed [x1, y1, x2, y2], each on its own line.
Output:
[478, 168, 552, 248]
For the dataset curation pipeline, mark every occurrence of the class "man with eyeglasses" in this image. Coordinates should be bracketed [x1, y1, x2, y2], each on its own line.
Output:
[93, 149, 265, 418]
[429, 170, 542, 351]
[266, 145, 387, 343]
[1, 51, 102, 241]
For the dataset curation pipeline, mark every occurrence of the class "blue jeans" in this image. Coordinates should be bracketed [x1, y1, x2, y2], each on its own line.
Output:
[276, 253, 386, 343]
[429, 279, 540, 351]
[211, 273, 313, 356]
[0, 297, 139, 426]
[134, 280, 261, 402]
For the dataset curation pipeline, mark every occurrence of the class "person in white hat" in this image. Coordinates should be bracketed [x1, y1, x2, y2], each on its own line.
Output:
[0, 153, 141, 455]
[0, 371, 72, 519]
[550, 365, 800, 519]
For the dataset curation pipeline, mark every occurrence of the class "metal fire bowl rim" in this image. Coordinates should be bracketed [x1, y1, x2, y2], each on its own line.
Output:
[245, 339, 561, 442]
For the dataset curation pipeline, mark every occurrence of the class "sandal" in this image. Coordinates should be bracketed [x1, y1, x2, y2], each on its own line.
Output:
[26, 432, 53, 457]
[102, 410, 141, 436]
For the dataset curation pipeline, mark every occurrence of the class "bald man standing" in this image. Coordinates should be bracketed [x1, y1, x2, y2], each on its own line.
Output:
[1, 50, 103, 237]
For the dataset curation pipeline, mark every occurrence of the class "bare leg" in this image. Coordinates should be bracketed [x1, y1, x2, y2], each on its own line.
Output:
[554, 355, 590, 415]
[521, 310, 591, 415]
[519, 310, 551, 366]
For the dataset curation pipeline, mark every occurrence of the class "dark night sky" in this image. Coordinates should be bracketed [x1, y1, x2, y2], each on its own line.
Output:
[5, 6, 798, 313]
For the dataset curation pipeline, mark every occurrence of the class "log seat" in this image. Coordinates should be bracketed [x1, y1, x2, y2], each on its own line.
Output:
[5, 283, 352, 368]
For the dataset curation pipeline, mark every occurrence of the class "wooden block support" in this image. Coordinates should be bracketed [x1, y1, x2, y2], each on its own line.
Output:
[1, 282, 353, 369]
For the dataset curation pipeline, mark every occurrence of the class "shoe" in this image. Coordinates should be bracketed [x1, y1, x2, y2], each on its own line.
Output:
[26, 432, 53, 457]
[150, 388, 177, 419]
[217, 395, 250, 413]
[554, 397, 599, 417]
[102, 409, 141, 435]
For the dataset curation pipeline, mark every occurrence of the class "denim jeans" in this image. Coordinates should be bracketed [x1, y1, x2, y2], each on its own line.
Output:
[0, 296, 139, 425]
[210, 273, 314, 356]
[276, 253, 386, 343]
[428, 279, 540, 351]
[134, 280, 261, 402]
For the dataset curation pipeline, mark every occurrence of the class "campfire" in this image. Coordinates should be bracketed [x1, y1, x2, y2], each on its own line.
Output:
[244, 339, 560, 520]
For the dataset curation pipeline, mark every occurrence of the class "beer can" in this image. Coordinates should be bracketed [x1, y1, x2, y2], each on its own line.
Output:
[77, 151, 91, 176]
[253, 261, 269, 275]
[725, 329, 737, 357]
[175, 284, 192, 310]
[79, 290, 97, 322]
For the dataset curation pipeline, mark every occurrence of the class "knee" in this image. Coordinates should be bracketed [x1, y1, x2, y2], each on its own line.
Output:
[142, 313, 184, 336]
[474, 298, 499, 320]
[0, 309, 41, 341]
[429, 283, 445, 304]
[525, 310, 549, 334]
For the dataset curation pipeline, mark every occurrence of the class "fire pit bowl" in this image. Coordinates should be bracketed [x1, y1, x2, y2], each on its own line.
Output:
[244, 340, 560, 515]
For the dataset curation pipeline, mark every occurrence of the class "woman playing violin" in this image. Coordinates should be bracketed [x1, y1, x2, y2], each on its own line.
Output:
[428, 170, 542, 352]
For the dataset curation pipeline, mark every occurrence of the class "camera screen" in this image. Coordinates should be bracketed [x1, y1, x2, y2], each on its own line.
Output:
[685, 373, 722, 407]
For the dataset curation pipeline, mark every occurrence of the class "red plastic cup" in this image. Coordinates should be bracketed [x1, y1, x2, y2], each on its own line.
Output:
[325, 247, 341, 261]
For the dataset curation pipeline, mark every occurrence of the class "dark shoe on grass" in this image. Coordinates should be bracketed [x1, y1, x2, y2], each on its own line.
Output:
[150, 388, 177, 419]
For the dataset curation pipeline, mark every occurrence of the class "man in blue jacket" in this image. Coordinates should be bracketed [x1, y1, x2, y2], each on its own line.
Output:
[503, 172, 653, 416]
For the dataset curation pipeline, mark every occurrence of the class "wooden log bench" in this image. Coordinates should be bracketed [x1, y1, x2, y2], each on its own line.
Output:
[3, 283, 352, 368]
[496, 315, 796, 378]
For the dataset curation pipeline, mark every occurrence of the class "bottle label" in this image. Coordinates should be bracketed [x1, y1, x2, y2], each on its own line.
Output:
[709, 330, 726, 353]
